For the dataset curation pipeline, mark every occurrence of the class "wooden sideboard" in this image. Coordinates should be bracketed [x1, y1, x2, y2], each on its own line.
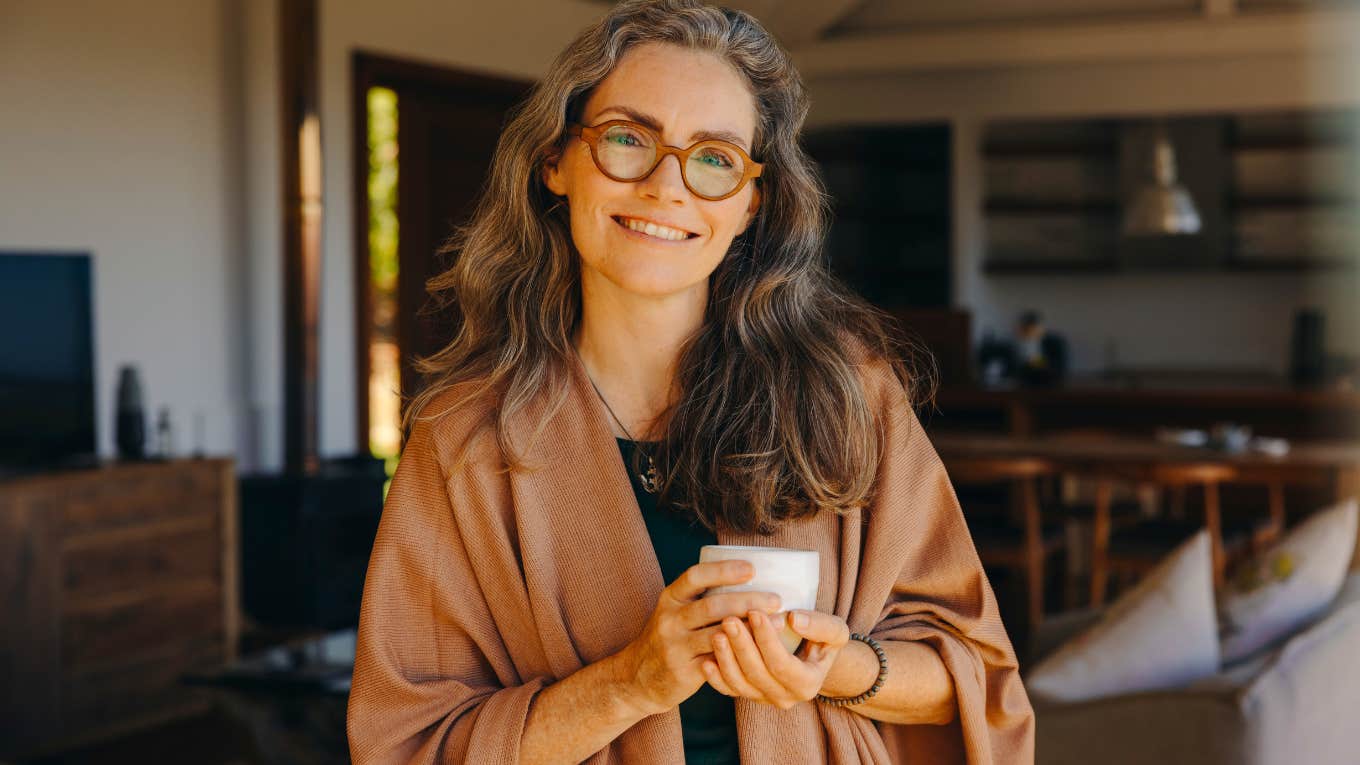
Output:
[0, 458, 239, 759]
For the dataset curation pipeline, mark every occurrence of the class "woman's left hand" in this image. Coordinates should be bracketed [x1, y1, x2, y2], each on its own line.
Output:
[702, 608, 850, 709]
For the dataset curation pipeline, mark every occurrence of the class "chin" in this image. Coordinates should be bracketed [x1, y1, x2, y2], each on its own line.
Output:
[607, 265, 710, 300]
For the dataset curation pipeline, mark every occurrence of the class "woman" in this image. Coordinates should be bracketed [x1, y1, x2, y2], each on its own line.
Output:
[347, 1, 1034, 763]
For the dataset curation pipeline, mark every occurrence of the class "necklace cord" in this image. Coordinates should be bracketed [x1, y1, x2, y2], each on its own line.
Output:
[574, 346, 663, 493]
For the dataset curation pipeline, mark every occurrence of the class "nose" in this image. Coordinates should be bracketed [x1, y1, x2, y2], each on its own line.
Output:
[638, 152, 689, 205]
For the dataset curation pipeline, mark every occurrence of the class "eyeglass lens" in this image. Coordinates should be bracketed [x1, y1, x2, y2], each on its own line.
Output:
[594, 123, 746, 198]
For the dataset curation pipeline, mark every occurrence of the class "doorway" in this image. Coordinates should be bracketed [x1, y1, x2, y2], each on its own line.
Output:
[352, 53, 533, 463]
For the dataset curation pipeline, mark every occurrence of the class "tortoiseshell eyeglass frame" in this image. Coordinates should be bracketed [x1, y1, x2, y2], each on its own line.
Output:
[564, 119, 764, 202]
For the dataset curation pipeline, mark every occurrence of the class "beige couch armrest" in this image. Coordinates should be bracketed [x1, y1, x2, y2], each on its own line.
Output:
[1036, 683, 1251, 765]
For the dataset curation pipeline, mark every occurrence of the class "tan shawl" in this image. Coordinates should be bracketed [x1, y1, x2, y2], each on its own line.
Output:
[348, 352, 1035, 763]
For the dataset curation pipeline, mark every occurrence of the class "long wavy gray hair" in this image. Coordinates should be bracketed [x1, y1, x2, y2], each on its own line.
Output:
[406, 0, 933, 534]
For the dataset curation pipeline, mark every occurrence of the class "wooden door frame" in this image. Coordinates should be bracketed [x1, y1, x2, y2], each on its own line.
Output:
[282, 0, 321, 475]
[350, 51, 531, 454]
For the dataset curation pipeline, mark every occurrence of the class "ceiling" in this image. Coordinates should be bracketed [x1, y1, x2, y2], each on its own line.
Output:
[833, 0, 1202, 35]
[587, 0, 1360, 74]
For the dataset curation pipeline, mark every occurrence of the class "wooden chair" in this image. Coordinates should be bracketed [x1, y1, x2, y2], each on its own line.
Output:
[1089, 462, 1278, 606]
[946, 455, 1065, 631]
[1226, 462, 1331, 549]
[1047, 472, 1146, 609]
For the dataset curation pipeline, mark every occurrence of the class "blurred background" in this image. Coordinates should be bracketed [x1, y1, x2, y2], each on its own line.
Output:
[2, 0, 1358, 762]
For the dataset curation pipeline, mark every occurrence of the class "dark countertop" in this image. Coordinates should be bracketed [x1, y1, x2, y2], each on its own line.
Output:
[938, 373, 1360, 410]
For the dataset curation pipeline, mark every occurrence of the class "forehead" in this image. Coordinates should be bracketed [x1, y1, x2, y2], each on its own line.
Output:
[582, 42, 757, 149]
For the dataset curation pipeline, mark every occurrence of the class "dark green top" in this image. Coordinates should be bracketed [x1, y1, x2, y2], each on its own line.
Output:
[617, 437, 740, 765]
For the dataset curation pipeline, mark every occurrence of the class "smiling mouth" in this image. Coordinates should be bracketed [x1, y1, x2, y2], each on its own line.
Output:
[611, 215, 700, 241]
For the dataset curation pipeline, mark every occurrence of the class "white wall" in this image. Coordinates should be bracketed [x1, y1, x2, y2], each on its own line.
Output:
[0, 0, 607, 466]
[805, 51, 1360, 373]
[9, 1, 1356, 467]
[240, 0, 284, 472]
[0, 0, 256, 463]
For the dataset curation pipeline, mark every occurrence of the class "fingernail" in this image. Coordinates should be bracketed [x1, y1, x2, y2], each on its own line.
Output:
[750, 610, 764, 626]
[793, 612, 809, 629]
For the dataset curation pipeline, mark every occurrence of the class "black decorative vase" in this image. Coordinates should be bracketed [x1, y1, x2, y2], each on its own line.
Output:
[1290, 309, 1326, 386]
[115, 365, 147, 460]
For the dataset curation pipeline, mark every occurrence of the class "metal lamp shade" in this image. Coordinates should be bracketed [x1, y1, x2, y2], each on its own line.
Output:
[1123, 130, 1202, 236]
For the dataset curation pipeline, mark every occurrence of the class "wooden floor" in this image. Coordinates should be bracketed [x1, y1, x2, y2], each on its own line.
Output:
[18, 707, 265, 765]
[12, 624, 333, 765]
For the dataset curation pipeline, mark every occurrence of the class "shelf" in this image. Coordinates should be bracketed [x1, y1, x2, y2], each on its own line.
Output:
[832, 205, 948, 223]
[1230, 197, 1359, 210]
[982, 142, 1117, 159]
[1228, 137, 1357, 152]
[1224, 257, 1355, 272]
[982, 255, 1353, 275]
[811, 152, 946, 173]
[983, 259, 1118, 275]
[985, 200, 1119, 215]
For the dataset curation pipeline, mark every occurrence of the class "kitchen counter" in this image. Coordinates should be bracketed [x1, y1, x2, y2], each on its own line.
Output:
[930, 374, 1360, 438]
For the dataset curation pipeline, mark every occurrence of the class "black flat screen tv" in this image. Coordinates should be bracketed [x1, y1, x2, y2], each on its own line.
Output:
[0, 252, 97, 472]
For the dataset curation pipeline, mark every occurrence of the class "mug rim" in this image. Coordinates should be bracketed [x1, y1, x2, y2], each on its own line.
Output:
[700, 544, 817, 554]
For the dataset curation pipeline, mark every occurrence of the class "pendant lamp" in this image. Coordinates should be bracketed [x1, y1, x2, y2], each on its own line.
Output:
[1123, 122, 1202, 236]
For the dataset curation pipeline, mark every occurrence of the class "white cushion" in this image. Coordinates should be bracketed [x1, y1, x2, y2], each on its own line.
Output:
[1026, 531, 1220, 703]
[1218, 498, 1359, 664]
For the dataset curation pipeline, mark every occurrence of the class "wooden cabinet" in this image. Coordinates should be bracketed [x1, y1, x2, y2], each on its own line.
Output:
[0, 459, 239, 759]
[1228, 109, 1360, 270]
[980, 108, 1360, 273]
[806, 123, 954, 309]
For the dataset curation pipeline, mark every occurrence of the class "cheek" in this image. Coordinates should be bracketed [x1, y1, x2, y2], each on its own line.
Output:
[705, 201, 751, 243]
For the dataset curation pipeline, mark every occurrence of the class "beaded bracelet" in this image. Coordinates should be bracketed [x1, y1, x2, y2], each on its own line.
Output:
[815, 633, 888, 707]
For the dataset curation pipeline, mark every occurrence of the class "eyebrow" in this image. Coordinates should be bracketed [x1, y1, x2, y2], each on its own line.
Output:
[593, 105, 751, 151]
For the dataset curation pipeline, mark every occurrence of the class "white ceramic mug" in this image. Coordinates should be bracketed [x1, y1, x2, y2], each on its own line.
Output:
[699, 545, 819, 652]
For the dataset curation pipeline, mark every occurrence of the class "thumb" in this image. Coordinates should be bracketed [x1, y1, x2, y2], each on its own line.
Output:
[786, 610, 850, 646]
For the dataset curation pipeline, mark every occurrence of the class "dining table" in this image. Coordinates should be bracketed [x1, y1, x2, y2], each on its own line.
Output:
[929, 430, 1360, 604]
[930, 431, 1360, 495]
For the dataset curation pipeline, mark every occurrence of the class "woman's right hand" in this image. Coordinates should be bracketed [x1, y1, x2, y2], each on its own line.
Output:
[616, 560, 782, 716]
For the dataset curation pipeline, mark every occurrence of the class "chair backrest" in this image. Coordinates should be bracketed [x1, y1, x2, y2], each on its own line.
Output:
[946, 455, 1058, 484]
[1146, 462, 1238, 486]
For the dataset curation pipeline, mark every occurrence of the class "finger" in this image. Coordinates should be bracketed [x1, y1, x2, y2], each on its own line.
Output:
[666, 561, 754, 603]
[681, 591, 781, 630]
[805, 641, 829, 665]
[724, 615, 794, 703]
[686, 624, 728, 658]
[791, 632, 840, 677]
[701, 658, 739, 697]
[713, 630, 765, 700]
[748, 610, 817, 693]
[785, 610, 851, 648]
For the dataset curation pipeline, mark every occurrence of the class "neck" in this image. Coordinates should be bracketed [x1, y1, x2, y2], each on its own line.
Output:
[573, 269, 707, 440]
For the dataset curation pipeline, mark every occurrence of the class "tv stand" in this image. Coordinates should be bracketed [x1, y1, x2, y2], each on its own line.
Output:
[0, 458, 239, 759]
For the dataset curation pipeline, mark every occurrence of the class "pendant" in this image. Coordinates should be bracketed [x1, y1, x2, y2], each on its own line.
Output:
[640, 457, 661, 494]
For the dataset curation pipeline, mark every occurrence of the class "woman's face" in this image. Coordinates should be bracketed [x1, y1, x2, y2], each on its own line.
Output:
[542, 42, 760, 303]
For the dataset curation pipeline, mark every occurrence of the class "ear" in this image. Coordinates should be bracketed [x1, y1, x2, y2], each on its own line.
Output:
[541, 148, 567, 197]
[741, 185, 761, 231]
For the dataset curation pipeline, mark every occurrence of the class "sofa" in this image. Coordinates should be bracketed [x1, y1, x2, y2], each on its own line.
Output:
[1032, 570, 1360, 765]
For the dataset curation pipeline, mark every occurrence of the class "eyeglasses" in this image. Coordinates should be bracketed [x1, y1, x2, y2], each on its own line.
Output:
[565, 119, 763, 202]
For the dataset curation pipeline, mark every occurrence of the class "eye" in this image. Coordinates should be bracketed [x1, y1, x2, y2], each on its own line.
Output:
[695, 146, 736, 169]
[601, 124, 652, 148]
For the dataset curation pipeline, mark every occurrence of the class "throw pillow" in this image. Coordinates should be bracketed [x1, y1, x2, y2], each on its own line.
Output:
[1219, 498, 1358, 664]
[1026, 531, 1219, 703]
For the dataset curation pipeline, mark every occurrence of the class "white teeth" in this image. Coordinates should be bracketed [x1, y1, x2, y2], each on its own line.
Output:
[620, 217, 690, 241]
